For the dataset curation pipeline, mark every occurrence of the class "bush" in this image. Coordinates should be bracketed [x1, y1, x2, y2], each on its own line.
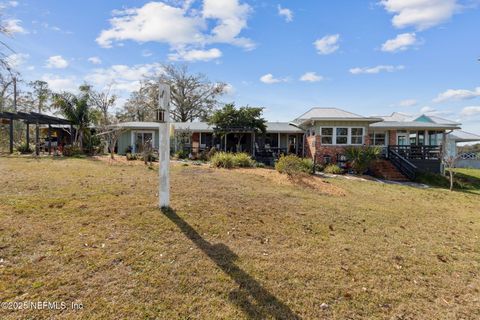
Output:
[210, 152, 235, 168]
[126, 153, 138, 161]
[255, 162, 266, 168]
[345, 146, 381, 174]
[63, 145, 83, 157]
[16, 143, 33, 154]
[207, 147, 217, 160]
[324, 164, 343, 174]
[233, 152, 255, 168]
[275, 154, 313, 176]
[174, 150, 188, 159]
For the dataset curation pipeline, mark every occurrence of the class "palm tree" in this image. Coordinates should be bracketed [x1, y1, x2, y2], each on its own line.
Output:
[52, 89, 91, 150]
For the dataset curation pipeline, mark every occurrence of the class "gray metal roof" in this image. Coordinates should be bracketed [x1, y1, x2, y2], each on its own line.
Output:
[371, 121, 460, 130]
[116, 121, 303, 133]
[294, 107, 383, 124]
[448, 130, 480, 142]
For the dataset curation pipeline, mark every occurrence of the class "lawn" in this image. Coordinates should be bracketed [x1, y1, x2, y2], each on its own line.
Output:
[0, 157, 479, 319]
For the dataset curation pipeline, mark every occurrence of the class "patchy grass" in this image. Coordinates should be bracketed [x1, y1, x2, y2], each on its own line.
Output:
[0, 156, 479, 319]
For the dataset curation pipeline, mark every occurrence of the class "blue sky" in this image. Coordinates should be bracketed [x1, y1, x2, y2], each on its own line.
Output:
[2, 0, 480, 133]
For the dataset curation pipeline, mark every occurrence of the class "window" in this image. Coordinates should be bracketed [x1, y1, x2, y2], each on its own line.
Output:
[351, 128, 364, 144]
[134, 131, 154, 152]
[321, 128, 333, 144]
[369, 133, 386, 146]
[200, 133, 213, 147]
[336, 128, 348, 144]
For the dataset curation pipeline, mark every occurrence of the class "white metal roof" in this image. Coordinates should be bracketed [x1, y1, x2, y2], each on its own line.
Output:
[371, 112, 461, 130]
[448, 130, 480, 142]
[294, 107, 383, 124]
[116, 121, 303, 133]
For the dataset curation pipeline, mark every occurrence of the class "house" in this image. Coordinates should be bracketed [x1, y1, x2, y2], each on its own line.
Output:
[116, 107, 468, 179]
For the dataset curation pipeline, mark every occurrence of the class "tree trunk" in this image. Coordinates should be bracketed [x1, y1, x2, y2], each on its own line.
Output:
[449, 170, 454, 191]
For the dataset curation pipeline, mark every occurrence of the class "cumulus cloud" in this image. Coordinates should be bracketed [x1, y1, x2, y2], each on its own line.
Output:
[6, 53, 29, 68]
[96, 0, 254, 59]
[45, 55, 69, 69]
[380, 0, 459, 31]
[168, 48, 222, 61]
[314, 34, 340, 55]
[398, 99, 417, 107]
[349, 65, 405, 74]
[381, 33, 418, 52]
[4, 19, 27, 34]
[260, 73, 287, 84]
[299, 72, 323, 82]
[277, 5, 293, 22]
[84, 63, 163, 92]
[88, 56, 102, 65]
[460, 106, 480, 116]
[41, 74, 78, 92]
[434, 87, 480, 102]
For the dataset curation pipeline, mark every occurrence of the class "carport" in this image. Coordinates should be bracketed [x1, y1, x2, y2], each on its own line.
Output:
[0, 111, 72, 155]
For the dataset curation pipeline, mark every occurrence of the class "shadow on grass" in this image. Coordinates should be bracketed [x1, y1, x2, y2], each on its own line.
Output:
[162, 207, 301, 320]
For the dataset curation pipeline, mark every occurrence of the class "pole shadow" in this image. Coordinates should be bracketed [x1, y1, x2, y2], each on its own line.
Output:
[162, 207, 301, 320]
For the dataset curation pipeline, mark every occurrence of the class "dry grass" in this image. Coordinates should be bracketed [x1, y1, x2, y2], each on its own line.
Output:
[0, 156, 479, 319]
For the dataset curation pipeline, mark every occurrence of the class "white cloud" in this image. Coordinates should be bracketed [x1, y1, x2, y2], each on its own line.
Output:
[88, 56, 102, 65]
[4, 19, 27, 34]
[6, 53, 29, 68]
[84, 63, 163, 92]
[380, 0, 459, 31]
[460, 106, 480, 116]
[398, 99, 417, 107]
[142, 49, 153, 57]
[314, 34, 340, 55]
[299, 72, 323, 82]
[349, 65, 405, 74]
[381, 33, 418, 52]
[41, 74, 78, 92]
[277, 5, 293, 22]
[260, 73, 287, 84]
[420, 106, 435, 113]
[434, 87, 480, 102]
[168, 48, 222, 61]
[45, 55, 69, 69]
[96, 0, 254, 59]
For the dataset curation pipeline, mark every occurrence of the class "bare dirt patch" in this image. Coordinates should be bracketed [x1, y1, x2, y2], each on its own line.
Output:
[236, 167, 346, 196]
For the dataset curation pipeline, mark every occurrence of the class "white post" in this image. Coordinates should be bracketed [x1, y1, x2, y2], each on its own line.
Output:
[159, 82, 170, 208]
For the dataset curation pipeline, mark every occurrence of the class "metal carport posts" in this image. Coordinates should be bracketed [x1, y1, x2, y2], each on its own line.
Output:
[0, 111, 72, 155]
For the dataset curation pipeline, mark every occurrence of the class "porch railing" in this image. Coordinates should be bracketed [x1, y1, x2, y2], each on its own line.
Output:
[388, 145, 441, 160]
[388, 148, 418, 180]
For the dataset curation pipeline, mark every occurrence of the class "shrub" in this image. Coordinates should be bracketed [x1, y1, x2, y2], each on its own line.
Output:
[16, 143, 33, 154]
[275, 154, 312, 176]
[63, 145, 83, 157]
[233, 152, 255, 168]
[255, 162, 266, 168]
[126, 153, 138, 161]
[125, 146, 133, 154]
[324, 164, 343, 174]
[345, 146, 381, 174]
[314, 163, 325, 172]
[207, 147, 217, 160]
[174, 150, 188, 159]
[210, 152, 235, 168]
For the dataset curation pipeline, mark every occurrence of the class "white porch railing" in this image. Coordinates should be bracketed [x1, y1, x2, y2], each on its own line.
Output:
[459, 152, 480, 160]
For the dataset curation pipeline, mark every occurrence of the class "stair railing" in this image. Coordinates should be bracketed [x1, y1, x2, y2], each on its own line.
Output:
[387, 147, 418, 180]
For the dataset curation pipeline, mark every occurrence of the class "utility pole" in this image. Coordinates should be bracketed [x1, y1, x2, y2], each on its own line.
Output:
[158, 82, 171, 208]
[13, 76, 17, 112]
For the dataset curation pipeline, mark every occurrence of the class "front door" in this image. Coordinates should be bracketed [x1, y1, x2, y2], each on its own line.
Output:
[288, 135, 297, 154]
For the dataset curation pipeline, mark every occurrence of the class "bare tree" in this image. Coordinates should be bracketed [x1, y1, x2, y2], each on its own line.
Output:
[160, 64, 226, 122]
[89, 83, 116, 125]
[29, 80, 50, 113]
[443, 154, 460, 191]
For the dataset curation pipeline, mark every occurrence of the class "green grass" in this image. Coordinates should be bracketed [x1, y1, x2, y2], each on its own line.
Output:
[454, 168, 480, 180]
[0, 157, 479, 319]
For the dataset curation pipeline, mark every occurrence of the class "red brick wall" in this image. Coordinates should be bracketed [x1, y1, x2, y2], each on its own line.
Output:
[314, 132, 372, 163]
[388, 130, 396, 146]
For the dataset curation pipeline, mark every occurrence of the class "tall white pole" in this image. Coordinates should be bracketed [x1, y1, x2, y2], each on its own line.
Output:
[159, 82, 170, 208]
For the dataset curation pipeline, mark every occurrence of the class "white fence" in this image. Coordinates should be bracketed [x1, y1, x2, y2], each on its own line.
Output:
[457, 152, 480, 169]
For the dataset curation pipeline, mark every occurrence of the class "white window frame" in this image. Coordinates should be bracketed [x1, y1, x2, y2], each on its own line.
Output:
[369, 131, 387, 146]
[131, 130, 156, 153]
[336, 127, 349, 145]
[319, 126, 366, 146]
[350, 127, 364, 145]
[320, 127, 334, 145]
